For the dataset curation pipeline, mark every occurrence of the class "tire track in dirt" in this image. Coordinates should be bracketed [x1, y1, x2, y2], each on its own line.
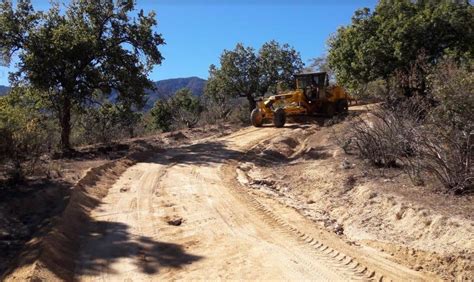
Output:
[154, 161, 349, 280]
[3, 126, 438, 281]
[222, 127, 438, 281]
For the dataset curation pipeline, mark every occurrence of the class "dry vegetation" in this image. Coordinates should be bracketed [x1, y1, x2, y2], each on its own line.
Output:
[341, 60, 473, 194]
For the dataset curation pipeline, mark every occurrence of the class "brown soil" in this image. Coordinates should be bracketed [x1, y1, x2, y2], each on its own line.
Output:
[0, 124, 235, 280]
[1, 110, 472, 281]
[236, 105, 473, 280]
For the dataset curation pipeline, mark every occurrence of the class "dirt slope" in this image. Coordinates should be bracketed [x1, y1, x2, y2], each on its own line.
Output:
[236, 108, 473, 280]
[74, 128, 362, 281]
[4, 122, 449, 281]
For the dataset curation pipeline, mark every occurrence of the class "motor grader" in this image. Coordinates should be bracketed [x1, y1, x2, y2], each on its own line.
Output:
[250, 72, 350, 127]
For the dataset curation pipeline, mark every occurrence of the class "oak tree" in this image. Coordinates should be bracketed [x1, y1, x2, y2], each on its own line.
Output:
[0, 0, 164, 153]
[328, 0, 473, 97]
[206, 41, 303, 111]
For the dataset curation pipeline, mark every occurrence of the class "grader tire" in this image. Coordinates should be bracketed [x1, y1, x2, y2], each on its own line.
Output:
[336, 99, 349, 114]
[324, 103, 336, 118]
[273, 108, 286, 128]
[251, 108, 263, 127]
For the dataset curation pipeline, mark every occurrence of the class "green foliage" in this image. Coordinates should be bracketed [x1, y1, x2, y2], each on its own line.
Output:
[0, 0, 164, 151]
[258, 40, 304, 94]
[75, 102, 142, 144]
[169, 88, 202, 128]
[150, 88, 202, 132]
[429, 60, 474, 131]
[206, 41, 303, 111]
[206, 44, 259, 110]
[305, 55, 334, 81]
[328, 0, 474, 97]
[150, 100, 173, 132]
[0, 87, 49, 181]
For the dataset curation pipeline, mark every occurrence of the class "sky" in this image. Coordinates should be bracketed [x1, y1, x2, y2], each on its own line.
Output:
[0, 0, 378, 85]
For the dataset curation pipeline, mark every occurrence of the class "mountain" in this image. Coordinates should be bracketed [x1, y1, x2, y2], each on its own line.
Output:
[154, 77, 206, 97]
[0, 76, 207, 110]
[0, 85, 10, 96]
[145, 76, 206, 110]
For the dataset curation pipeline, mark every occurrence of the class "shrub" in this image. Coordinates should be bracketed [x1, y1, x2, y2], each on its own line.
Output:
[350, 99, 426, 168]
[347, 61, 473, 193]
[169, 88, 202, 129]
[423, 60, 473, 193]
[74, 102, 142, 145]
[0, 88, 49, 182]
[150, 88, 203, 132]
[150, 100, 173, 132]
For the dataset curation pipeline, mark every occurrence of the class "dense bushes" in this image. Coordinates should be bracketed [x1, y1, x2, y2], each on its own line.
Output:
[150, 87, 250, 132]
[0, 89, 50, 182]
[347, 61, 473, 194]
[150, 88, 202, 132]
[73, 103, 143, 145]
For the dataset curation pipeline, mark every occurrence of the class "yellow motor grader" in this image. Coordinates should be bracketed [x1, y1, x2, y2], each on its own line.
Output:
[251, 72, 350, 127]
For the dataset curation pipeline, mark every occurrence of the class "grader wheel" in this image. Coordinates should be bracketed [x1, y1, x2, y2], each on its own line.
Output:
[273, 108, 286, 128]
[324, 103, 336, 118]
[251, 108, 263, 127]
[336, 99, 349, 113]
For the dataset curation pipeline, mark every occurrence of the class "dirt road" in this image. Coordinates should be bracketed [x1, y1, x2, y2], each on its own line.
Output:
[72, 126, 428, 281]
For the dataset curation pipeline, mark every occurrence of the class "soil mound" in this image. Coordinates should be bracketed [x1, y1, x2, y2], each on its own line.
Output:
[260, 136, 300, 159]
[163, 131, 188, 141]
[2, 157, 138, 281]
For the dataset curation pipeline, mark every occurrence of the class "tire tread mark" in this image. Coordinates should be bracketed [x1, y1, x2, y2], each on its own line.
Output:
[235, 188, 380, 281]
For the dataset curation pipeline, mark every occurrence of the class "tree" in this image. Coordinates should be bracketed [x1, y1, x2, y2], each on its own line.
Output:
[150, 88, 202, 132]
[77, 101, 142, 144]
[169, 88, 202, 128]
[328, 0, 474, 97]
[258, 40, 304, 95]
[206, 43, 259, 110]
[150, 100, 173, 132]
[305, 55, 335, 82]
[206, 41, 303, 111]
[0, 0, 164, 153]
[203, 65, 234, 121]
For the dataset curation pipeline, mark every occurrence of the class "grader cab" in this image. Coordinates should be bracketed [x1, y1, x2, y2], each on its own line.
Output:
[251, 72, 349, 127]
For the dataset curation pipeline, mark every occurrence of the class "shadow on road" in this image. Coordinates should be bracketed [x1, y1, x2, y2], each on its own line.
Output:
[76, 221, 202, 276]
[152, 141, 243, 166]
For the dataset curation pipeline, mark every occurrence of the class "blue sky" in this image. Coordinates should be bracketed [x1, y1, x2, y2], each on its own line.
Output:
[0, 0, 378, 85]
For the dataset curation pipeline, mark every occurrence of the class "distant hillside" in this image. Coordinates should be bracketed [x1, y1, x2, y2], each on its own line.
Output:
[0, 76, 207, 110]
[145, 77, 206, 110]
[0, 85, 9, 96]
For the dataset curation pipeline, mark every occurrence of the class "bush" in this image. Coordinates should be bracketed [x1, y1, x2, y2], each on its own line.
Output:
[423, 60, 473, 193]
[0, 88, 49, 182]
[350, 99, 426, 168]
[347, 61, 473, 193]
[169, 88, 202, 128]
[150, 100, 173, 132]
[227, 101, 250, 125]
[150, 88, 202, 132]
[74, 102, 142, 145]
[198, 95, 233, 125]
[415, 124, 472, 193]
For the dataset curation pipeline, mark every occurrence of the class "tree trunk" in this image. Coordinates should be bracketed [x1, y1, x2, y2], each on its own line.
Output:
[60, 97, 72, 154]
[246, 94, 256, 112]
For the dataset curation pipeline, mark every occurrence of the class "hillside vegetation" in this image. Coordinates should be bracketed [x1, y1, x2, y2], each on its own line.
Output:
[0, 0, 473, 280]
[0, 0, 472, 193]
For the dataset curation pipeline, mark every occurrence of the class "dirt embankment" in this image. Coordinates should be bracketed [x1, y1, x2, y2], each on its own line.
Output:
[2, 156, 138, 281]
[1, 114, 471, 281]
[236, 109, 473, 280]
[0, 124, 236, 280]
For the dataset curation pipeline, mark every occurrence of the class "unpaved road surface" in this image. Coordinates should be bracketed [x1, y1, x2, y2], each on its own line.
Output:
[73, 127, 429, 281]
